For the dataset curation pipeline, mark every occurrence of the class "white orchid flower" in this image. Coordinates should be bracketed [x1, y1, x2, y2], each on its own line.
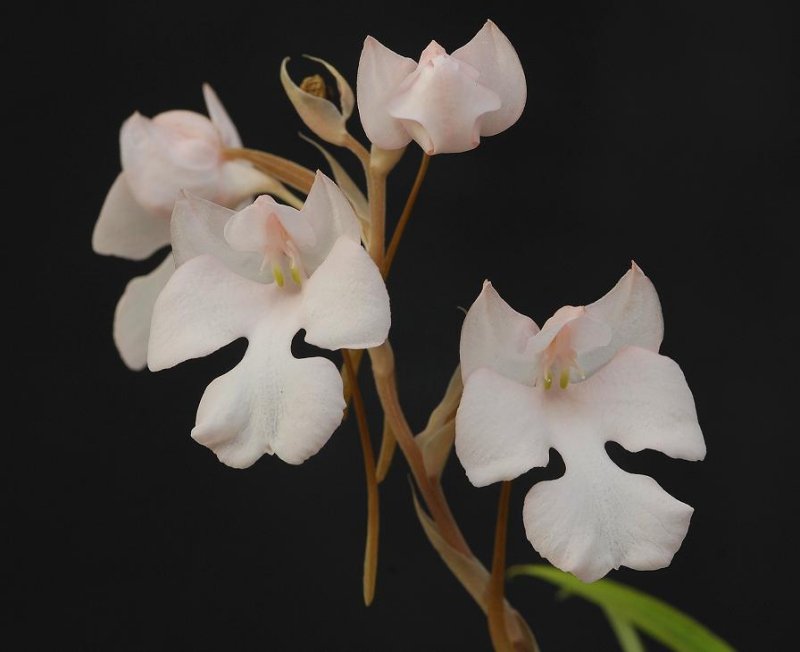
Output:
[356, 20, 526, 154]
[92, 85, 277, 370]
[148, 172, 390, 468]
[455, 264, 706, 582]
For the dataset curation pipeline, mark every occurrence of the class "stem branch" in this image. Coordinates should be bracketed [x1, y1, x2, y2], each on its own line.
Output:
[342, 349, 380, 606]
[224, 147, 315, 193]
[383, 153, 430, 276]
[361, 141, 535, 650]
[366, 169, 387, 270]
[488, 482, 513, 652]
[368, 343, 470, 556]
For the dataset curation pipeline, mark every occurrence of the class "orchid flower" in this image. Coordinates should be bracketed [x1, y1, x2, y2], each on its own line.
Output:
[455, 264, 706, 582]
[356, 20, 526, 154]
[92, 85, 280, 370]
[147, 172, 390, 468]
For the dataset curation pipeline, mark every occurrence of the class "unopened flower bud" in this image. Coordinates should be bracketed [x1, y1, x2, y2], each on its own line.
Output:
[281, 56, 354, 146]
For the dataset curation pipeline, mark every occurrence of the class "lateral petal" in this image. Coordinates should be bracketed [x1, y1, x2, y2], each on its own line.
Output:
[570, 347, 706, 461]
[455, 368, 550, 487]
[148, 255, 269, 371]
[452, 20, 526, 137]
[302, 236, 390, 350]
[356, 36, 417, 149]
[460, 281, 539, 385]
[580, 263, 664, 376]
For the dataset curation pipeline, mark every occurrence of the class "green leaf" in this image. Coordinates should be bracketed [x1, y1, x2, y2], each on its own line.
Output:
[507, 564, 735, 652]
[605, 608, 646, 652]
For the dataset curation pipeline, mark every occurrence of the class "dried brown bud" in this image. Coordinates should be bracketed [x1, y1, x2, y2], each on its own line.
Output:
[281, 56, 353, 146]
[300, 74, 327, 99]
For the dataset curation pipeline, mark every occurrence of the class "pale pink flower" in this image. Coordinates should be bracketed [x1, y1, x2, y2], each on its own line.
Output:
[455, 265, 706, 582]
[357, 20, 526, 154]
[92, 85, 276, 370]
[148, 173, 390, 468]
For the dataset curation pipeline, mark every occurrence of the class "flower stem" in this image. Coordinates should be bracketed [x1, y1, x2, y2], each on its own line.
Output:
[383, 152, 430, 277]
[342, 349, 380, 607]
[368, 343, 470, 555]
[340, 349, 363, 414]
[360, 141, 534, 649]
[488, 481, 514, 652]
[343, 134, 371, 171]
[366, 168, 387, 270]
[368, 343, 538, 651]
[375, 415, 397, 484]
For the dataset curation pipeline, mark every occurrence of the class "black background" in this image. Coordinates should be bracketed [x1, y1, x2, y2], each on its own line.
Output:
[9, 0, 797, 649]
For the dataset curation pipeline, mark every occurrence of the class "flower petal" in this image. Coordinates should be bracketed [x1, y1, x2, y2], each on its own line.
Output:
[148, 255, 269, 371]
[357, 36, 417, 150]
[218, 160, 277, 205]
[527, 306, 612, 384]
[455, 368, 550, 487]
[571, 347, 706, 460]
[113, 254, 174, 370]
[452, 20, 527, 137]
[150, 111, 221, 164]
[299, 133, 369, 223]
[271, 354, 345, 464]
[120, 111, 220, 217]
[460, 281, 539, 385]
[529, 306, 611, 355]
[224, 195, 315, 254]
[170, 193, 267, 282]
[297, 172, 361, 273]
[191, 320, 345, 467]
[223, 198, 273, 252]
[580, 263, 664, 376]
[92, 173, 171, 260]
[202, 83, 243, 149]
[523, 455, 694, 582]
[388, 55, 501, 154]
[302, 237, 390, 350]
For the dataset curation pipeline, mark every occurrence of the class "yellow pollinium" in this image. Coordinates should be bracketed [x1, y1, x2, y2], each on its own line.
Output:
[543, 369, 572, 390]
[273, 264, 285, 288]
[290, 264, 302, 286]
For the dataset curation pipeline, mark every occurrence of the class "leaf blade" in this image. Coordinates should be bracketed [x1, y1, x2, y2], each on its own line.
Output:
[604, 608, 646, 652]
[507, 564, 735, 652]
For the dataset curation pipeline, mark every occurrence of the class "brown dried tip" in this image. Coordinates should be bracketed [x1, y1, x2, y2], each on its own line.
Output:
[300, 74, 327, 99]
